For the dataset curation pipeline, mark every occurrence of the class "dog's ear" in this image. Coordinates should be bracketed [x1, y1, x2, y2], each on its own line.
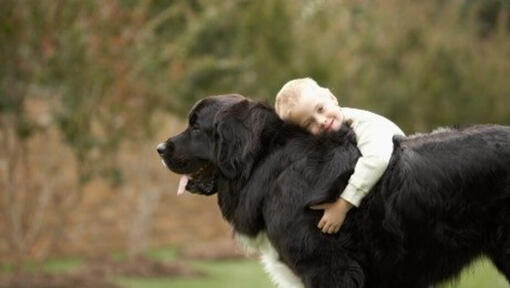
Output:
[214, 100, 275, 180]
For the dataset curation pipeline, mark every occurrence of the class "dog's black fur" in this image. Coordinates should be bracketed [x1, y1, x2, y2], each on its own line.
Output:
[158, 94, 510, 288]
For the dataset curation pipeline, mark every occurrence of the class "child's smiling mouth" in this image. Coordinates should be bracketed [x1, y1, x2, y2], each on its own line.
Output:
[325, 119, 335, 131]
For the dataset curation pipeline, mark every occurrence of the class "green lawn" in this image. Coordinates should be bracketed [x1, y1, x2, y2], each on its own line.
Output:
[116, 245, 274, 288]
[2, 246, 507, 288]
[438, 259, 508, 288]
[118, 258, 509, 288]
[117, 260, 274, 288]
[116, 247, 508, 288]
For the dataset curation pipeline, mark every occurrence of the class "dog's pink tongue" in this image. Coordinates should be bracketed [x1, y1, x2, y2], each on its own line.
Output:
[177, 175, 190, 196]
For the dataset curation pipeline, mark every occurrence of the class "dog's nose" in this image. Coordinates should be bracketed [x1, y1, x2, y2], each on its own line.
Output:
[157, 143, 166, 155]
[157, 142, 175, 155]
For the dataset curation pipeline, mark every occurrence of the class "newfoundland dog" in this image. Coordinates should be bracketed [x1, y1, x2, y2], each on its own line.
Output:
[157, 94, 510, 288]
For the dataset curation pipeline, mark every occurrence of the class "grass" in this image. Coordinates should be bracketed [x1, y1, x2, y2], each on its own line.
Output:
[41, 257, 85, 273]
[117, 258, 509, 288]
[117, 246, 274, 288]
[116, 247, 508, 288]
[144, 246, 180, 262]
[117, 260, 274, 288]
[1, 246, 507, 288]
[439, 258, 508, 288]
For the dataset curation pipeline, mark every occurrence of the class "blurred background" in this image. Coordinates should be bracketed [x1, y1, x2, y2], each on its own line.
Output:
[1, 0, 509, 287]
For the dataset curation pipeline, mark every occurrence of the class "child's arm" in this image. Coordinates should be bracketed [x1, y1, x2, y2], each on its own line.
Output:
[340, 108, 404, 207]
[311, 198, 353, 234]
[310, 132, 393, 234]
[313, 108, 405, 234]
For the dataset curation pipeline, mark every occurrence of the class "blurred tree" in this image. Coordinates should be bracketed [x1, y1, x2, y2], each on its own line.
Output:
[460, 0, 510, 37]
[0, 0, 54, 270]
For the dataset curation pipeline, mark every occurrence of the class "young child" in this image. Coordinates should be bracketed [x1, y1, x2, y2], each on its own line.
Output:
[275, 77, 405, 234]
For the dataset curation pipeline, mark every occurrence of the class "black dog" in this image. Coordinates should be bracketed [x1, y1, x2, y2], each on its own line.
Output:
[157, 94, 510, 288]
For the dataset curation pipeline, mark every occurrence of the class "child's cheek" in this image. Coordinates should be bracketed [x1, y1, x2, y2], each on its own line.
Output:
[332, 116, 344, 131]
[338, 113, 345, 126]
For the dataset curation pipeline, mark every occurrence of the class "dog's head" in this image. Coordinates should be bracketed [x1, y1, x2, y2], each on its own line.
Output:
[157, 94, 280, 196]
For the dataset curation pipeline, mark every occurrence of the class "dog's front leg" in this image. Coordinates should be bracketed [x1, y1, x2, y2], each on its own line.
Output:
[300, 263, 365, 288]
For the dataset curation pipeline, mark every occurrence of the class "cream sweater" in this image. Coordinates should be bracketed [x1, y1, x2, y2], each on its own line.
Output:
[339, 107, 405, 207]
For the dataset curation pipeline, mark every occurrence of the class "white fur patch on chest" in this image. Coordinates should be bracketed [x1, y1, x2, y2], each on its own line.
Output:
[235, 233, 304, 288]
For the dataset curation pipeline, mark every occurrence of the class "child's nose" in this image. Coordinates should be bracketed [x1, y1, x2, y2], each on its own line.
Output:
[317, 116, 328, 126]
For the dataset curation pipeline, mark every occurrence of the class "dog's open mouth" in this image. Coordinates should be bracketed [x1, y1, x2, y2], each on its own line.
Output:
[177, 162, 218, 196]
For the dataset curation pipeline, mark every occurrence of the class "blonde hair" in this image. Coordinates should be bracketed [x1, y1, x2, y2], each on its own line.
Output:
[275, 77, 337, 121]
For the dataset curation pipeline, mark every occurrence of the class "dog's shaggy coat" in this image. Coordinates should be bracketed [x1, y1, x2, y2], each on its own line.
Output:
[158, 95, 510, 288]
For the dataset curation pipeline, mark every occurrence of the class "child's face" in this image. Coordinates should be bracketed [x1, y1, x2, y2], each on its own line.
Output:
[288, 87, 344, 135]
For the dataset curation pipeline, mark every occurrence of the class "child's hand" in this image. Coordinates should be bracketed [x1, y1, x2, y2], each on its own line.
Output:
[310, 198, 354, 234]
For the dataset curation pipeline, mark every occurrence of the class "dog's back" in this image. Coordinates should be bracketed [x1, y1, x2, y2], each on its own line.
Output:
[255, 124, 510, 287]
[369, 124, 510, 286]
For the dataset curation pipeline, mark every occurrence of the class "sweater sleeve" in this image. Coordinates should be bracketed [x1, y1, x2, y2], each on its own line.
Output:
[339, 108, 405, 207]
